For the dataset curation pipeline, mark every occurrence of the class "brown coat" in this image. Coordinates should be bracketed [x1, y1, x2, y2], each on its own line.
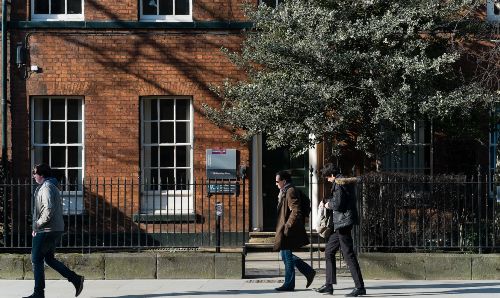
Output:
[273, 185, 310, 251]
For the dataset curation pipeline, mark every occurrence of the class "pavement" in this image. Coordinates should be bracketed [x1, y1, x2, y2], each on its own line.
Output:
[4, 252, 500, 297]
[4, 278, 500, 298]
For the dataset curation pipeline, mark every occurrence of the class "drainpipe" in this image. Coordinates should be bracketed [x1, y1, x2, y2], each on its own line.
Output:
[1, 0, 7, 168]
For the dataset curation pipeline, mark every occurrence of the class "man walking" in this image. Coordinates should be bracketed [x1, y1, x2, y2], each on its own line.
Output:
[273, 170, 316, 291]
[315, 163, 366, 297]
[24, 164, 84, 298]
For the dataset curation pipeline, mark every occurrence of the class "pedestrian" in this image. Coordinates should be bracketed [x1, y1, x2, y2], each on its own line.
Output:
[24, 164, 84, 298]
[273, 170, 316, 291]
[315, 163, 366, 297]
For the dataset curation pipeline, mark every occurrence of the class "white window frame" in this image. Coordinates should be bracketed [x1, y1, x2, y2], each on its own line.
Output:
[487, 0, 500, 22]
[31, 0, 84, 21]
[31, 96, 85, 215]
[140, 96, 194, 215]
[139, 0, 193, 22]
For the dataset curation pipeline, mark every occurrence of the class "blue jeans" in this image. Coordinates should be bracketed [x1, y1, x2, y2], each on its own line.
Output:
[32, 232, 78, 293]
[280, 250, 314, 289]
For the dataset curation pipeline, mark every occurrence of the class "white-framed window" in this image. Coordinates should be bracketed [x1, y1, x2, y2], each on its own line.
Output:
[141, 97, 194, 214]
[140, 0, 192, 22]
[381, 120, 431, 174]
[487, 0, 500, 21]
[31, 96, 85, 214]
[31, 0, 84, 21]
[260, 0, 281, 8]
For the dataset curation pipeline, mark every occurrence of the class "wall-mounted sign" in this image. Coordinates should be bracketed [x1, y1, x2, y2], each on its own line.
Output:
[207, 183, 239, 195]
[206, 149, 237, 179]
[206, 149, 238, 194]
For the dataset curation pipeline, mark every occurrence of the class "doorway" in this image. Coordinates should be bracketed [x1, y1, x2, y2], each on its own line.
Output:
[261, 139, 309, 231]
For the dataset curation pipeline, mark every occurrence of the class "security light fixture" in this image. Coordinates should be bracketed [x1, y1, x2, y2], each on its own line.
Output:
[16, 43, 26, 68]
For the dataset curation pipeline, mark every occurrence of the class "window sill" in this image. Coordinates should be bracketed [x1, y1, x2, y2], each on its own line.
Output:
[133, 213, 200, 223]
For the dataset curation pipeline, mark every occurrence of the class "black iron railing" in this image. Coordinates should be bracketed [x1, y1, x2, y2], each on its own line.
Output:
[356, 172, 499, 252]
[0, 177, 247, 252]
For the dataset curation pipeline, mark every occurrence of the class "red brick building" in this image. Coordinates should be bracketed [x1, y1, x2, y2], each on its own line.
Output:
[1, 0, 257, 245]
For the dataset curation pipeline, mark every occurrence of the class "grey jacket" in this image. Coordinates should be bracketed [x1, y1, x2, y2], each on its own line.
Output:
[33, 178, 64, 233]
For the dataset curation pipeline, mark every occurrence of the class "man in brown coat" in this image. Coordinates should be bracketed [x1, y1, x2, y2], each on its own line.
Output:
[273, 170, 316, 291]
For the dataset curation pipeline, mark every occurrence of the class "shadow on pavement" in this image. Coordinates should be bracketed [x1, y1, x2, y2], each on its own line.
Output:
[362, 282, 500, 297]
[97, 288, 314, 297]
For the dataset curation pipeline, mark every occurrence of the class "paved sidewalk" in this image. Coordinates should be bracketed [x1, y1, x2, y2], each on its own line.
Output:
[4, 278, 500, 298]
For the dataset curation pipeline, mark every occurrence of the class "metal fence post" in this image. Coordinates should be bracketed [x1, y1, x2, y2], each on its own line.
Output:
[477, 165, 483, 254]
[241, 167, 247, 254]
[309, 166, 314, 268]
[215, 201, 223, 253]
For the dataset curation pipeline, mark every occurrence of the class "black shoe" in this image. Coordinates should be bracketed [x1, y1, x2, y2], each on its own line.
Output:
[275, 286, 294, 291]
[345, 288, 366, 297]
[22, 292, 44, 298]
[306, 270, 316, 288]
[72, 275, 85, 297]
[315, 284, 333, 294]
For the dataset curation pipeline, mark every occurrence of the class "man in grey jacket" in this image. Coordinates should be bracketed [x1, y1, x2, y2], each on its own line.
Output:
[24, 164, 84, 298]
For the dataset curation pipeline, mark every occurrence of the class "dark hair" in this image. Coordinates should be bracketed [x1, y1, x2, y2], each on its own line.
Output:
[33, 163, 52, 178]
[276, 170, 292, 183]
[321, 163, 340, 177]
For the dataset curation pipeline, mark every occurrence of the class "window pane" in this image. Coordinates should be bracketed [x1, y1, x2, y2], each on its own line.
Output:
[67, 146, 81, 167]
[34, 122, 49, 144]
[67, 0, 82, 14]
[160, 122, 174, 143]
[176, 146, 190, 167]
[34, 0, 50, 14]
[175, 0, 189, 15]
[67, 122, 82, 143]
[67, 99, 82, 120]
[143, 0, 157, 15]
[159, 0, 173, 15]
[149, 168, 159, 186]
[51, 147, 66, 167]
[143, 99, 157, 121]
[151, 99, 158, 120]
[160, 100, 174, 120]
[51, 0, 65, 14]
[51, 98, 65, 120]
[67, 169, 82, 190]
[262, 0, 277, 8]
[175, 122, 189, 143]
[33, 147, 49, 165]
[159, 146, 174, 167]
[143, 122, 158, 144]
[34, 98, 49, 120]
[160, 169, 175, 190]
[51, 169, 65, 183]
[175, 99, 190, 120]
[51, 122, 65, 143]
[176, 169, 189, 187]
[151, 146, 158, 167]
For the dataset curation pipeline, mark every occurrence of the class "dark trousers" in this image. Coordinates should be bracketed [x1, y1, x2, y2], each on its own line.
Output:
[325, 226, 364, 288]
[32, 232, 78, 293]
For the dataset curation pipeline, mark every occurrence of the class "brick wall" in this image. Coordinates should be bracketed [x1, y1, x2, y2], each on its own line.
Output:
[10, 31, 248, 179]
